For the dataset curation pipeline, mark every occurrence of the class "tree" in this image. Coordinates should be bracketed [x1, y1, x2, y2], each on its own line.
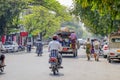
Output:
[21, 6, 61, 37]
[21, 0, 72, 38]
[0, 0, 27, 36]
[0, 0, 72, 38]
[72, 0, 120, 36]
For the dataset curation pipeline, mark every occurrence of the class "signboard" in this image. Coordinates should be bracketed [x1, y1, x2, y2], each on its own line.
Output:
[20, 32, 28, 37]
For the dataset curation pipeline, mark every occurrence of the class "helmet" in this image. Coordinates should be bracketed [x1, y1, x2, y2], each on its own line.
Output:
[36, 38, 41, 41]
[52, 35, 58, 40]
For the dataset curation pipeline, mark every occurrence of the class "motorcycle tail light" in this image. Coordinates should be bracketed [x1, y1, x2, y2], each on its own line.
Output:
[110, 53, 115, 55]
[49, 57, 57, 62]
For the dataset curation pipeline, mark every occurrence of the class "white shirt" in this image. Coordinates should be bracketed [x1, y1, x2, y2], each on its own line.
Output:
[48, 40, 62, 51]
[27, 41, 32, 45]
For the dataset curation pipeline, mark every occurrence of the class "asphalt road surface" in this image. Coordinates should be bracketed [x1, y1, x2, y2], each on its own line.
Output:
[0, 46, 120, 80]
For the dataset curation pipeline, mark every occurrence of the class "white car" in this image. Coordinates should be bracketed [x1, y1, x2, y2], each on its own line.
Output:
[107, 36, 120, 63]
[1, 41, 19, 53]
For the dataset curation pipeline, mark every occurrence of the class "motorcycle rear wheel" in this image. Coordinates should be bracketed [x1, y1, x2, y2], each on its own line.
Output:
[53, 70, 56, 75]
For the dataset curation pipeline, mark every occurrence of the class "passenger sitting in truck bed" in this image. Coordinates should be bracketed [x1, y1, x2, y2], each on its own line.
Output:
[57, 34, 64, 46]
[70, 31, 77, 49]
[70, 31, 77, 40]
[64, 38, 71, 47]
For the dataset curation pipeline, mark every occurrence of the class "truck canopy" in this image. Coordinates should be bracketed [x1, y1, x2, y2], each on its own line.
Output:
[109, 32, 120, 48]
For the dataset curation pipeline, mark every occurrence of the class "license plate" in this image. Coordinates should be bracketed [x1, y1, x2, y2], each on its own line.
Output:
[63, 48, 68, 51]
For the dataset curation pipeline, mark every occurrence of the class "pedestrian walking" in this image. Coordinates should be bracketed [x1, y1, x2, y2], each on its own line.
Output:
[93, 39, 100, 61]
[91, 39, 95, 54]
[85, 38, 91, 61]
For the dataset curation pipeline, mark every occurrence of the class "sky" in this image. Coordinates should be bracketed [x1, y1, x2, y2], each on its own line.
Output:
[56, 0, 73, 8]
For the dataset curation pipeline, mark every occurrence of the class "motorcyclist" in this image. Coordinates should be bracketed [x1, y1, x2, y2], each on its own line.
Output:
[0, 53, 5, 67]
[48, 35, 62, 67]
[26, 39, 32, 52]
[36, 39, 43, 56]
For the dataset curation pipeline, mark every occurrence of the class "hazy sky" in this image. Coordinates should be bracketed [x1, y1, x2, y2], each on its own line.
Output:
[56, 0, 73, 8]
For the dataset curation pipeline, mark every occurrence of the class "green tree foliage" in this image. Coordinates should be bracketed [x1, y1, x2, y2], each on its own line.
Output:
[21, 0, 72, 38]
[0, 0, 72, 38]
[29, 0, 71, 21]
[0, 0, 27, 36]
[72, 0, 120, 36]
[21, 6, 61, 37]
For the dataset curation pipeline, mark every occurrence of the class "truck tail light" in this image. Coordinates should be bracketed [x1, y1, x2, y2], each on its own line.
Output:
[110, 53, 115, 55]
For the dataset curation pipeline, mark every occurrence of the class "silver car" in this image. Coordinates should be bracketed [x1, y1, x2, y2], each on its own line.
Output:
[1, 41, 19, 53]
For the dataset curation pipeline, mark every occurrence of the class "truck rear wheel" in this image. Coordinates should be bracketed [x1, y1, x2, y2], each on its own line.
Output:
[73, 53, 76, 57]
[76, 50, 78, 56]
[73, 50, 77, 57]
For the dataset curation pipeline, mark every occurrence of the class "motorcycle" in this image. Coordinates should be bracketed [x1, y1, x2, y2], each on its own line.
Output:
[0, 64, 6, 72]
[27, 45, 31, 52]
[36, 43, 43, 56]
[49, 57, 63, 75]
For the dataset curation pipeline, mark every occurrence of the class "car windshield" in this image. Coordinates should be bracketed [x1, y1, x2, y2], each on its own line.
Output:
[111, 38, 120, 42]
[4, 42, 13, 45]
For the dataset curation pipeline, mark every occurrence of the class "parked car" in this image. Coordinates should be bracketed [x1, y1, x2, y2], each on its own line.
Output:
[1, 41, 19, 53]
[107, 32, 120, 63]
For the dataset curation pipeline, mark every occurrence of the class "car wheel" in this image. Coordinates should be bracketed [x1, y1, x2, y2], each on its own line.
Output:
[75, 50, 78, 57]
[12, 47, 15, 53]
[16, 48, 19, 52]
[73, 52, 76, 57]
[103, 55, 107, 58]
[73, 50, 77, 57]
[108, 59, 112, 63]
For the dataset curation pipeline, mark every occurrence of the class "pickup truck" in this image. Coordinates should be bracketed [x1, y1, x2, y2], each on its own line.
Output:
[57, 31, 79, 57]
[107, 32, 120, 63]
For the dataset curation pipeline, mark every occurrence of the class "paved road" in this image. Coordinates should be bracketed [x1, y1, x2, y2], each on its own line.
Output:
[0, 46, 120, 80]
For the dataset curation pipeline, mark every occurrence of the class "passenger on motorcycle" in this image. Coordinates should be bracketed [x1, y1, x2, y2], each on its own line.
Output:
[48, 35, 62, 66]
[0, 53, 5, 67]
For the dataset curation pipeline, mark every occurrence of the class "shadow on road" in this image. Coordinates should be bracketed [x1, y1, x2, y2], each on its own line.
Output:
[62, 54, 86, 59]
[0, 72, 6, 75]
[109, 61, 120, 65]
[49, 73, 64, 77]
